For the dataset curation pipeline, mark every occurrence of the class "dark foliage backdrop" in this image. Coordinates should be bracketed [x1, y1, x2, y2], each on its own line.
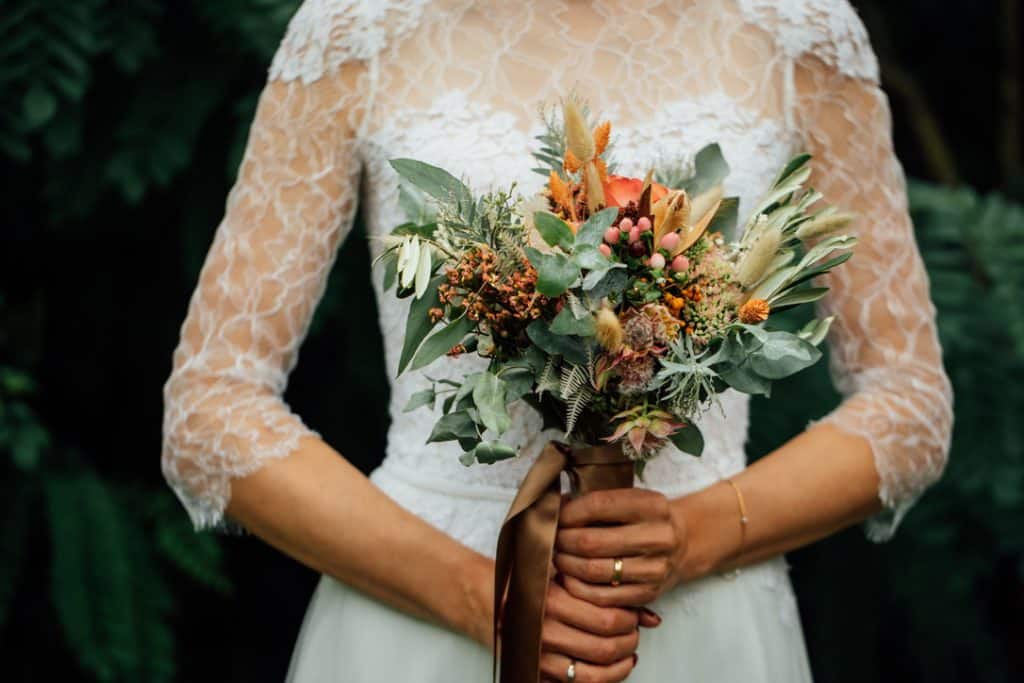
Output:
[1, 1, 1021, 681]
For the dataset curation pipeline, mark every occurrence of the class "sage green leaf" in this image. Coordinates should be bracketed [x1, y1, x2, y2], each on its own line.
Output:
[525, 247, 580, 297]
[774, 153, 812, 186]
[718, 363, 772, 396]
[526, 320, 589, 365]
[670, 423, 705, 457]
[576, 207, 619, 248]
[796, 316, 835, 346]
[403, 387, 436, 413]
[572, 244, 611, 271]
[381, 253, 398, 291]
[550, 307, 596, 336]
[769, 286, 830, 309]
[389, 158, 472, 212]
[473, 373, 511, 436]
[468, 441, 518, 464]
[427, 411, 478, 443]
[707, 196, 740, 239]
[584, 266, 629, 298]
[534, 212, 575, 251]
[748, 331, 821, 379]
[398, 275, 443, 374]
[410, 315, 474, 371]
[682, 143, 730, 196]
[501, 367, 536, 401]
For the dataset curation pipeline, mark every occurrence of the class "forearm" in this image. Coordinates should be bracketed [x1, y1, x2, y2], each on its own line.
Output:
[225, 435, 495, 647]
[671, 421, 883, 581]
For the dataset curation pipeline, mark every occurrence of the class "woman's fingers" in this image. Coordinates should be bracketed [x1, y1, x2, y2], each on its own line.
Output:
[540, 650, 637, 683]
[545, 581, 641, 636]
[556, 521, 677, 558]
[554, 552, 672, 585]
[541, 615, 640, 665]
[559, 489, 671, 527]
[561, 573, 660, 608]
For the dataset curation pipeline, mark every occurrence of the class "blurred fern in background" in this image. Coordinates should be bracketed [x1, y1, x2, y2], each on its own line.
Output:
[0, 0, 1021, 681]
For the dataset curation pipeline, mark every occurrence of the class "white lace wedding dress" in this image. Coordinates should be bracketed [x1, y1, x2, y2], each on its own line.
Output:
[160, 1, 954, 680]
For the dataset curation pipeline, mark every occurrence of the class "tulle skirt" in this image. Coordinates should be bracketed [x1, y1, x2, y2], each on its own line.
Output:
[285, 553, 813, 682]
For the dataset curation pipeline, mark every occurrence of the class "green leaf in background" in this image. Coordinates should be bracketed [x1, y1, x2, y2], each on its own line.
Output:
[575, 207, 619, 248]
[23, 84, 58, 130]
[397, 275, 444, 374]
[389, 158, 473, 215]
[403, 387, 436, 413]
[524, 247, 580, 297]
[682, 143, 730, 196]
[472, 373, 511, 436]
[707, 196, 740, 239]
[466, 441, 518, 465]
[526, 320, 589, 365]
[670, 422, 705, 457]
[427, 410, 478, 444]
[410, 315, 474, 371]
[549, 306, 596, 336]
[534, 212, 575, 251]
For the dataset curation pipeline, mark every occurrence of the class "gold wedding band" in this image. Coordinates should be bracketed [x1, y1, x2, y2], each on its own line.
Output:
[567, 659, 577, 682]
[611, 557, 624, 586]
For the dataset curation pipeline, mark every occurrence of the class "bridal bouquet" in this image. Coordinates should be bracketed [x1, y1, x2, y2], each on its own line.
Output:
[376, 96, 857, 475]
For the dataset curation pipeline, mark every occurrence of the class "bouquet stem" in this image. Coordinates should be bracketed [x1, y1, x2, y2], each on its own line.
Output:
[492, 441, 633, 683]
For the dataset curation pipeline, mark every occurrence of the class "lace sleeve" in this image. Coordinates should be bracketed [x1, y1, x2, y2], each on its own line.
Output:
[160, 22, 372, 530]
[791, 23, 955, 541]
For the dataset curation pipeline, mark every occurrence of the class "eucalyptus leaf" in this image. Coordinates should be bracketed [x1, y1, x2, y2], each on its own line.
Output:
[526, 320, 589, 365]
[747, 331, 821, 379]
[572, 244, 612, 271]
[468, 441, 518, 465]
[583, 266, 629, 299]
[682, 143, 730, 196]
[718, 362, 772, 395]
[403, 387, 436, 413]
[525, 247, 580, 297]
[550, 307, 596, 336]
[427, 410, 478, 444]
[575, 207, 619, 248]
[534, 212, 576, 251]
[473, 373, 511, 436]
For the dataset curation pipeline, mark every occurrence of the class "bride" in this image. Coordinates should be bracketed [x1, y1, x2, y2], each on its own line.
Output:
[160, 1, 954, 681]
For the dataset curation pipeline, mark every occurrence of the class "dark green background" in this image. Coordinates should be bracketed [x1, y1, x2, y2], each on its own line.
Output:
[1, 1, 1022, 681]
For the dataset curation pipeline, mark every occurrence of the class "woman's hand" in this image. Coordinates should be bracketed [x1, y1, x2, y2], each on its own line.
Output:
[554, 488, 689, 608]
[538, 579, 652, 683]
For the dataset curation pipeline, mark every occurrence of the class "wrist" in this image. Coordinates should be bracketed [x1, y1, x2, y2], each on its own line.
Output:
[453, 552, 495, 649]
[671, 480, 745, 582]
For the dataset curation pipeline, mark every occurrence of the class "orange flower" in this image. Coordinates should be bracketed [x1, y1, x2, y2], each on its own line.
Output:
[738, 298, 771, 324]
[601, 174, 669, 209]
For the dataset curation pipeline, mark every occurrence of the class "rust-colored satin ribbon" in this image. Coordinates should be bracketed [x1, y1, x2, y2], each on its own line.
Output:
[492, 441, 634, 683]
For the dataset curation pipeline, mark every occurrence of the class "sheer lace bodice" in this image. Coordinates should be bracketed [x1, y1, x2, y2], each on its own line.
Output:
[161, 0, 954, 546]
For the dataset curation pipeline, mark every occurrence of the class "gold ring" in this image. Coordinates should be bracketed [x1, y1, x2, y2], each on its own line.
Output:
[567, 659, 577, 682]
[611, 557, 624, 586]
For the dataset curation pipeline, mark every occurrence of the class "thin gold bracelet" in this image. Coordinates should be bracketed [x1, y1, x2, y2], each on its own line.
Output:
[723, 478, 749, 556]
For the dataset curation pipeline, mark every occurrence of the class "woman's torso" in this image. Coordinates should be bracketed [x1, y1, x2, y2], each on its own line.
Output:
[269, 0, 875, 556]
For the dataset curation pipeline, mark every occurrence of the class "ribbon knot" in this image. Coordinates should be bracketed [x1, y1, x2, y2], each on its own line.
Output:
[492, 441, 634, 683]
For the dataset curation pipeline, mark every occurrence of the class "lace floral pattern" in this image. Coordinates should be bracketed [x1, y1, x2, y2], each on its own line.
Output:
[161, 0, 953, 548]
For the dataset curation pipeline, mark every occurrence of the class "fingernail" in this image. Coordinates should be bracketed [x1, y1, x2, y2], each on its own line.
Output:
[633, 653, 639, 666]
[641, 606, 662, 624]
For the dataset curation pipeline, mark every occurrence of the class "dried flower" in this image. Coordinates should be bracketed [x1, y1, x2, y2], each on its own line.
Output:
[563, 98, 595, 163]
[585, 161, 605, 213]
[592, 121, 611, 156]
[738, 297, 771, 324]
[737, 225, 782, 288]
[689, 185, 724, 225]
[548, 171, 573, 214]
[564, 149, 582, 174]
[595, 307, 624, 352]
[795, 208, 856, 241]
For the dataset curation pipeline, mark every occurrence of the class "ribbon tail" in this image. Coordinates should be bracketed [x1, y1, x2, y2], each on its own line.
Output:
[493, 443, 567, 683]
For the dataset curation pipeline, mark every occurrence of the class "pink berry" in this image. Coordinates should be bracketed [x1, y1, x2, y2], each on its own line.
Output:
[604, 227, 620, 244]
[637, 216, 652, 232]
[599, 243, 612, 257]
[660, 232, 681, 252]
[649, 253, 666, 270]
[619, 218, 634, 232]
[628, 226, 641, 243]
[671, 255, 690, 272]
